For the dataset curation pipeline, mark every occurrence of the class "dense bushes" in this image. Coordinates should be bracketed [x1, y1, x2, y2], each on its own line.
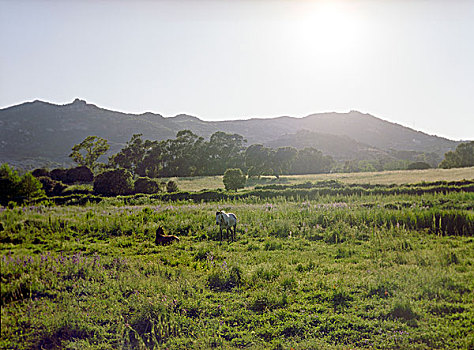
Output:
[37, 177, 66, 196]
[0, 164, 44, 205]
[440, 141, 474, 169]
[166, 180, 179, 193]
[134, 177, 162, 194]
[223, 168, 246, 191]
[93, 169, 134, 196]
[407, 162, 431, 170]
[37, 166, 93, 184]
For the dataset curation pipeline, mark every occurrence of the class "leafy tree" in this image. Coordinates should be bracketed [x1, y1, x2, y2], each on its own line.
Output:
[109, 134, 156, 175]
[168, 130, 205, 177]
[206, 132, 247, 175]
[245, 144, 272, 178]
[292, 148, 334, 174]
[223, 168, 246, 191]
[271, 147, 298, 178]
[0, 164, 44, 204]
[69, 136, 110, 173]
[0, 163, 20, 204]
[93, 169, 133, 196]
[138, 140, 167, 178]
[440, 141, 474, 169]
[18, 173, 44, 200]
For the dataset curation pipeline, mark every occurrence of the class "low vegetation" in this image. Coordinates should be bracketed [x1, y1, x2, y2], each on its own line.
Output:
[1, 173, 473, 349]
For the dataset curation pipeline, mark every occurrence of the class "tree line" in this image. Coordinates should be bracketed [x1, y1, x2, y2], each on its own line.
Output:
[75, 130, 334, 178]
[70, 132, 473, 178]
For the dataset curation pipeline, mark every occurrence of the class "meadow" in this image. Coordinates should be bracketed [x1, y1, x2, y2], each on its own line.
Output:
[169, 167, 474, 191]
[1, 171, 473, 349]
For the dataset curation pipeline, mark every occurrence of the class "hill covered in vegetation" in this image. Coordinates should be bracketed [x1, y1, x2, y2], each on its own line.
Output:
[0, 99, 462, 169]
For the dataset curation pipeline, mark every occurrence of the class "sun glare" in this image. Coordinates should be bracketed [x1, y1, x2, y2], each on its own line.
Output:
[291, 1, 365, 55]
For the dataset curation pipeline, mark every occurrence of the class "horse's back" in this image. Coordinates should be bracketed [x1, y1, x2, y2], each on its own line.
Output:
[228, 213, 237, 226]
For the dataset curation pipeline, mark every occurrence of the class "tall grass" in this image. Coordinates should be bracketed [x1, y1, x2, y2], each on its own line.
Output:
[1, 187, 473, 349]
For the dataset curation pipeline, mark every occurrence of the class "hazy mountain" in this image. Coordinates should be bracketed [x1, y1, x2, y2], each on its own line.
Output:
[0, 99, 461, 169]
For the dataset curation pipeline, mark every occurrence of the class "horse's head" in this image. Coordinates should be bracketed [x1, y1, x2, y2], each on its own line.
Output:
[216, 211, 223, 225]
[156, 226, 165, 236]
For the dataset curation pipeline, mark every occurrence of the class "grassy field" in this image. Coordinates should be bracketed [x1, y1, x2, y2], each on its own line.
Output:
[168, 167, 474, 192]
[1, 170, 473, 349]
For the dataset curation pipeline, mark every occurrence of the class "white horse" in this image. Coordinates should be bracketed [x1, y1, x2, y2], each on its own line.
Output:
[216, 211, 237, 242]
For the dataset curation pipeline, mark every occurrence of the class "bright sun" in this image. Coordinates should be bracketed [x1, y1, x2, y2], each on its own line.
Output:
[290, 1, 364, 55]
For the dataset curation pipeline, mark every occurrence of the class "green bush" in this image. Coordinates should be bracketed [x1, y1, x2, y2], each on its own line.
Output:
[0, 164, 44, 205]
[134, 177, 162, 194]
[407, 162, 431, 170]
[223, 168, 246, 191]
[93, 169, 133, 196]
[166, 180, 179, 193]
[38, 176, 66, 196]
[66, 166, 94, 183]
[31, 168, 50, 178]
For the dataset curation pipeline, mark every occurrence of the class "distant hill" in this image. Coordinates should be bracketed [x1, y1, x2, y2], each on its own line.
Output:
[0, 99, 462, 169]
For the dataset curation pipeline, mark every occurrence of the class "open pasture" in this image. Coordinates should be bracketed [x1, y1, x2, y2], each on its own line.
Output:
[1, 185, 473, 349]
[167, 167, 474, 192]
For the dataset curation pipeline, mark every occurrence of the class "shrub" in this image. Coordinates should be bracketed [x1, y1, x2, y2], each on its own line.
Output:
[49, 168, 68, 182]
[66, 166, 94, 183]
[134, 177, 162, 194]
[38, 176, 66, 196]
[223, 168, 246, 191]
[207, 266, 242, 292]
[0, 164, 44, 205]
[93, 169, 133, 196]
[407, 162, 431, 170]
[31, 168, 50, 178]
[388, 300, 419, 322]
[166, 180, 179, 193]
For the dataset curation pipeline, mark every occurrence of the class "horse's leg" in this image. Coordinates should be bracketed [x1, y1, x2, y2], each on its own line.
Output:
[233, 224, 236, 242]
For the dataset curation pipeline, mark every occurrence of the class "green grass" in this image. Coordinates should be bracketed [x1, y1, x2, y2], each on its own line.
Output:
[166, 167, 474, 192]
[1, 184, 473, 349]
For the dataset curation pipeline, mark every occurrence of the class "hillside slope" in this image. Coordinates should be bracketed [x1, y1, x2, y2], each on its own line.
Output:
[0, 99, 461, 168]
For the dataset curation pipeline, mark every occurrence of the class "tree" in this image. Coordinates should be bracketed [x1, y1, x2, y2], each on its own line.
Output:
[245, 144, 272, 178]
[223, 168, 246, 191]
[206, 132, 247, 175]
[93, 169, 133, 196]
[439, 141, 474, 169]
[109, 134, 156, 175]
[271, 147, 298, 178]
[0, 164, 44, 205]
[18, 173, 44, 200]
[69, 136, 109, 173]
[291, 148, 334, 174]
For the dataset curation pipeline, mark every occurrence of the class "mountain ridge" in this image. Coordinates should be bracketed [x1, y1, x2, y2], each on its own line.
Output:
[0, 99, 463, 169]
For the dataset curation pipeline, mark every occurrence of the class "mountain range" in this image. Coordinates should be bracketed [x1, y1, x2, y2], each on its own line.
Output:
[0, 98, 462, 169]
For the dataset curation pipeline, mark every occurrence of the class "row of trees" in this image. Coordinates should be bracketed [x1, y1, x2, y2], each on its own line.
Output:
[72, 131, 334, 178]
[69, 133, 473, 180]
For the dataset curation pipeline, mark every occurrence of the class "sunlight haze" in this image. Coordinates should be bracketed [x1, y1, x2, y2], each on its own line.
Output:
[0, 0, 473, 140]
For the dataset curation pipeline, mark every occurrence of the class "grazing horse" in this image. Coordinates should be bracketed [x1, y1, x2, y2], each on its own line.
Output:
[216, 211, 237, 242]
[155, 226, 180, 245]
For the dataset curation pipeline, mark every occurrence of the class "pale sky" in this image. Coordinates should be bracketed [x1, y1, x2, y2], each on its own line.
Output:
[1, 0, 473, 140]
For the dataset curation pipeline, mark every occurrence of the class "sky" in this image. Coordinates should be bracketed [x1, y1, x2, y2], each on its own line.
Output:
[1, 0, 473, 141]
